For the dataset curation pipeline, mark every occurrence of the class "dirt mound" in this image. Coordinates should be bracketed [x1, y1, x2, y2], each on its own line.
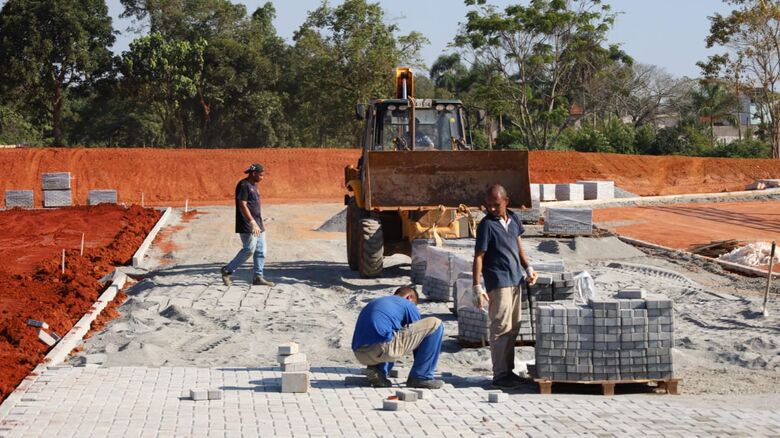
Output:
[1, 148, 779, 207]
[0, 205, 160, 401]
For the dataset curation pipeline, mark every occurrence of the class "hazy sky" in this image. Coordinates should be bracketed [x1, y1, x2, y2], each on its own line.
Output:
[106, 0, 734, 78]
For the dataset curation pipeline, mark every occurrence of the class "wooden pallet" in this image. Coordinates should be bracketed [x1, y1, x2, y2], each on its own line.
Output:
[534, 378, 680, 396]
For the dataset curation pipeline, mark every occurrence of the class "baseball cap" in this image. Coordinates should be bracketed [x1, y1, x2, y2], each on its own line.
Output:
[244, 163, 264, 174]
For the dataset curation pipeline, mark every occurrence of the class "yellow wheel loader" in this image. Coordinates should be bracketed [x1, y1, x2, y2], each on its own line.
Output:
[345, 67, 532, 277]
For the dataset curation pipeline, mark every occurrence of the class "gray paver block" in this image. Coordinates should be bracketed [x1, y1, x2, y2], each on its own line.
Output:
[278, 342, 299, 355]
[488, 392, 508, 403]
[190, 389, 208, 401]
[382, 399, 404, 411]
[42, 172, 71, 190]
[88, 189, 118, 205]
[281, 372, 309, 393]
[207, 389, 222, 400]
[395, 390, 418, 402]
[27, 319, 49, 329]
[409, 389, 426, 399]
[618, 288, 646, 299]
[5, 190, 33, 208]
[43, 189, 73, 207]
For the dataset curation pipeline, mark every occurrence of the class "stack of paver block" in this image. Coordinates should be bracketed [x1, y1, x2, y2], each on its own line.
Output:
[422, 245, 472, 302]
[516, 273, 575, 343]
[88, 189, 117, 205]
[543, 208, 593, 235]
[517, 197, 541, 224]
[278, 342, 309, 393]
[539, 184, 557, 201]
[457, 307, 490, 343]
[555, 184, 584, 201]
[4, 190, 33, 209]
[411, 239, 432, 285]
[529, 184, 541, 201]
[534, 289, 674, 382]
[42, 172, 72, 208]
[577, 180, 615, 200]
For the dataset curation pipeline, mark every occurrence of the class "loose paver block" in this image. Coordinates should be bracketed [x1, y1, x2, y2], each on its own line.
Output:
[5, 190, 33, 209]
[488, 392, 508, 403]
[27, 319, 49, 329]
[409, 389, 426, 399]
[281, 372, 309, 393]
[382, 399, 404, 411]
[42, 172, 71, 190]
[395, 390, 418, 402]
[281, 361, 309, 372]
[277, 352, 307, 365]
[37, 329, 56, 346]
[190, 389, 208, 401]
[207, 389, 222, 400]
[278, 342, 299, 355]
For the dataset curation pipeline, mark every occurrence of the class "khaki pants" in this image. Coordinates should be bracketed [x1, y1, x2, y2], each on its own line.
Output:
[488, 286, 522, 379]
[353, 317, 442, 366]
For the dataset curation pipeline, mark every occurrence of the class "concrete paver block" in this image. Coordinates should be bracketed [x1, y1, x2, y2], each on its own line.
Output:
[5, 190, 33, 209]
[88, 189, 118, 205]
[382, 399, 404, 411]
[278, 342, 300, 356]
[37, 329, 56, 346]
[395, 390, 418, 402]
[190, 389, 208, 401]
[488, 392, 508, 403]
[207, 389, 222, 400]
[27, 319, 49, 329]
[42, 172, 71, 190]
[43, 190, 73, 208]
[281, 372, 309, 393]
[409, 389, 426, 399]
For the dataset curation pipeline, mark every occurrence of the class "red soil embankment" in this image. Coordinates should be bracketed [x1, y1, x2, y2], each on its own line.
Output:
[1, 149, 779, 206]
[0, 204, 160, 401]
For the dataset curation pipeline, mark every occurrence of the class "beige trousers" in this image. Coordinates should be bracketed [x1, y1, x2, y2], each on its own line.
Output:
[488, 286, 522, 379]
[353, 317, 442, 365]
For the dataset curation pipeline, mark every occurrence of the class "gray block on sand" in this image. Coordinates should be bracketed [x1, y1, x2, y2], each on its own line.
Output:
[488, 392, 508, 403]
[207, 389, 222, 400]
[5, 190, 33, 209]
[577, 180, 615, 200]
[78, 353, 107, 365]
[277, 352, 307, 365]
[43, 189, 72, 208]
[190, 389, 208, 401]
[396, 390, 418, 402]
[87, 189, 117, 205]
[383, 399, 404, 411]
[555, 184, 584, 201]
[409, 389, 426, 399]
[389, 368, 408, 379]
[281, 372, 309, 393]
[278, 342, 300, 356]
[543, 208, 593, 235]
[42, 172, 71, 190]
[27, 319, 49, 329]
[281, 361, 309, 372]
[37, 329, 57, 346]
[618, 288, 646, 299]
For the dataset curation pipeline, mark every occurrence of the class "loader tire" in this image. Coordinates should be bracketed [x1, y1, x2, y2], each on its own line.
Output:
[359, 218, 384, 278]
[346, 198, 364, 271]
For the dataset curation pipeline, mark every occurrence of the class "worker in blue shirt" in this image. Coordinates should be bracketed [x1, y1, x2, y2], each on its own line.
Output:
[473, 184, 538, 389]
[351, 287, 444, 389]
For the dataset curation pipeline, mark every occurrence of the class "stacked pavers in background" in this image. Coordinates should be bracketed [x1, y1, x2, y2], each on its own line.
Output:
[42, 172, 72, 208]
[422, 241, 473, 303]
[518, 197, 541, 224]
[543, 208, 593, 235]
[88, 189, 118, 205]
[555, 184, 584, 201]
[4, 190, 33, 209]
[457, 307, 490, 343]
[410, 239, 431, 285]
[534, 289, 675, 381]
[278, 342, 309, 393]
[577, 180, 615, 200]
[516, 272, 575, 343]
[539, 184, 557, 201]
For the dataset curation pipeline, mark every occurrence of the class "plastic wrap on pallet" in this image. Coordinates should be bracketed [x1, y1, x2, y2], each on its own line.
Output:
[532, 260, 566, 273]
[543, 208, 593, 235]
[425, 246, 451, 282]
[423, 276, 452, 302]
[42, 172, 71, 190]
[4, 190, 33, 209]
[43, 190, 73, 208]
[88, 189, 117, 205]
[555, 184, 584, 201]
[449, 253, 472, 285]
[455, 272, 485, 311]
[411, 239, 433, 284]
[577, 180, 615, 200]
[529, 184, 540, 201]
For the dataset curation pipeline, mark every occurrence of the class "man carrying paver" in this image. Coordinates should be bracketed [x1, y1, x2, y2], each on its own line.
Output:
[473, 184, 538, 389]
[352, 286, 444, 389]
[221, 163, 275, 287]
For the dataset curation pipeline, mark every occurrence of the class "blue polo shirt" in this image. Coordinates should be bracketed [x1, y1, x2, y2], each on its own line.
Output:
[351, 296, 421, 350]
[475, 210, 526, 291]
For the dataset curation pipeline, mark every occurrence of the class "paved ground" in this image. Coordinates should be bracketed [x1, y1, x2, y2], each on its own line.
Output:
[2, 365, 780, 437]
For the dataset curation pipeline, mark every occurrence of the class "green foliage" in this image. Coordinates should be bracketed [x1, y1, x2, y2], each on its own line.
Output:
[634, 125, 656, 155]
[0, 105, 44, 145]
[495, 130, 527, 150]
[700, 138, 773, 159]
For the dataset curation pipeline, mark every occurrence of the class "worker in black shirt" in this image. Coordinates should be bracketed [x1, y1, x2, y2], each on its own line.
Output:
[221, 163, 275, 287]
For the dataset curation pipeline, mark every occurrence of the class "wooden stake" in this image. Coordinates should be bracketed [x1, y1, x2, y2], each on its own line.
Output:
[80, 232, 85, 256]
[61, 249, 65, 274]
[141, 192, 145, 208]
[762, 241, 776, 317]
[185, 199, 189, 213]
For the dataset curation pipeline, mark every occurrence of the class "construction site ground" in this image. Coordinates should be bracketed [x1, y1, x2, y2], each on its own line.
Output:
[2, 201, 779, 436]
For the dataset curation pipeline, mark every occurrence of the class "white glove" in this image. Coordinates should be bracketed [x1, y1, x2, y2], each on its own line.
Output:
[250, 221, 262, 236]
[473, 284, 488, 309]
[525, 266, 538, 285]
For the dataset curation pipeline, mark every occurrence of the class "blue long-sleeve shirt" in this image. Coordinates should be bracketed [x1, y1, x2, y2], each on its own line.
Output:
[351, 296, 421, 350]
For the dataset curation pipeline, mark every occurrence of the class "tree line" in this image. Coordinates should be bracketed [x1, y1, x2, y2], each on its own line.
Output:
[0, 0, 777, 159]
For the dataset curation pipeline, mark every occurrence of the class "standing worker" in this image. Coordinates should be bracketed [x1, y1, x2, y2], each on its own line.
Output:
[351, 287, 444, 389]
[472, 184, 538, 389]
[221, 163, 275, 287]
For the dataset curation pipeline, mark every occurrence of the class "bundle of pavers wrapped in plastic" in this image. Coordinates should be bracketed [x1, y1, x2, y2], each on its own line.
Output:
[42, 172, 73, 208]
[534, 288, 674, 381]
[277, 342, 309, 393]
[410, 239, 432, 284]
[88, 189, 118, 205]
[421, 240, 473, 302]
[543, 207, 593, 235]
[4, 190, 34, 209]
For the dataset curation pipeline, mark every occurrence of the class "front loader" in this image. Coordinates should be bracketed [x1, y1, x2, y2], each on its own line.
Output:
[345, 67, 532, 277]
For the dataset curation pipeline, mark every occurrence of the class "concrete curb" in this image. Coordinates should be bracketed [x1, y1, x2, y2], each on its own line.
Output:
[132, 207, 172, 267]
[617, 235, 779, 280]
[542, 188, 780, 211]
[0, 269, 128, 418]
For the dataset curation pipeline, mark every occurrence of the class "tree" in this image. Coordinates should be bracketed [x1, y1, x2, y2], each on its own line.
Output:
[455, 0, 630, 149]
[691, 81, 737, 147]
[701, 0, 780, 158]
[0, 0, 115, 146]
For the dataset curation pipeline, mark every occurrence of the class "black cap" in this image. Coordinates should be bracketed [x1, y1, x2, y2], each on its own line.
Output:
[244, 163, 264, 174]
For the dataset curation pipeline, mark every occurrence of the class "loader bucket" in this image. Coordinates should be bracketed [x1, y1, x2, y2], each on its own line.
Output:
[364, 150, 532, 210]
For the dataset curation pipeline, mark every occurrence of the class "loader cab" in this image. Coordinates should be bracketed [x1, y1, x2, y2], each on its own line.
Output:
[360, 99, 469, 152]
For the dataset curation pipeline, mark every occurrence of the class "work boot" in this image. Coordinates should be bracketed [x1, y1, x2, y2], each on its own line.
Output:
[491, 375, 523, 389]
[406, 377, 444, 389]
[220, 267, 232, 286]
[252, 276, 276, 287]
[365, 366, 392, 388]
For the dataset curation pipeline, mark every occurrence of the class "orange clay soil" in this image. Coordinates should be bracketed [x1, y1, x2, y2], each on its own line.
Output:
[0, 204, 160, 402]
[2, 149, 779, 207]
[594, 200, 780, 253]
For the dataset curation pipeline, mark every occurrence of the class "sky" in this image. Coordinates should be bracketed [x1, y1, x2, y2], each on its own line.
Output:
[106, 0, 734, 78]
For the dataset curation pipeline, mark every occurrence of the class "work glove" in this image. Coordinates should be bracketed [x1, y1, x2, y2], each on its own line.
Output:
[250, 221, 262, 237]
[473, 284, 489, 309]
[525, 266, 538, 286]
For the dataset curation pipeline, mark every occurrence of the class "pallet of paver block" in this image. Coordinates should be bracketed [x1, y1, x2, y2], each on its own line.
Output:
[517, 197, 541, 224]
[410, 239, 433, 285]
[539, 184, 557, 201]
[577, 180, 615, 200]
[532, 260, 566, 273]
[457, 307, 489, 344]
[555, 184, 584, 201]
[88, 189, 117, 205]
[43, 189, 72, 208]
[4, 190, 33, 209]
[543, 208, 593, 235]
[423, 245, 473, 302]
[41, 172, 71, 190]
[534, 377, 680, 395]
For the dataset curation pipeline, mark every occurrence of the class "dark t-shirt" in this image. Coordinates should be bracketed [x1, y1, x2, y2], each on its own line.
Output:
[475, 210, 525, 291]
[235, 179, 263, 233]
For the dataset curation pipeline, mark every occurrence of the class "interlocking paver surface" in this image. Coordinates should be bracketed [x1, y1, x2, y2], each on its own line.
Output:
[2, 365, 780, 437]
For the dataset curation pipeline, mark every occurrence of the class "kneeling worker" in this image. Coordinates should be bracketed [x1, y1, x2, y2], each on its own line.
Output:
[351, 287, 444, 389]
